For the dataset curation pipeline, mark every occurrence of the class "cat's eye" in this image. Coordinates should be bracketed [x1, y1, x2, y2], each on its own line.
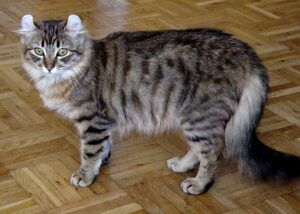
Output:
[34, 48, 44, 56]
[57, 48, 68, 57]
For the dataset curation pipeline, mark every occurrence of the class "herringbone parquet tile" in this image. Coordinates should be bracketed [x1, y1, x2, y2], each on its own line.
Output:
[0, 0, 299, 213]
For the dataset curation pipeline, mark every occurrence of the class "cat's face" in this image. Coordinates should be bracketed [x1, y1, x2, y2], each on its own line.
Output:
[18, 15, 90, 82]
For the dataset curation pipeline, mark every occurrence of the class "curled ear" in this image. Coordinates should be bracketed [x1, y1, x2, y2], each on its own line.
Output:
[22, 15, 35, 31]
[14, 14, 36, 35]
[65, 14, 85, 33]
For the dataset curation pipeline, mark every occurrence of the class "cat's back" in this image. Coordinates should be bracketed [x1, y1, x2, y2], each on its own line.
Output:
[103, 28, 248, 55]
[101, 28, 261, 76]
[98, 28, 263, 87]
[104, 28, 232, 45]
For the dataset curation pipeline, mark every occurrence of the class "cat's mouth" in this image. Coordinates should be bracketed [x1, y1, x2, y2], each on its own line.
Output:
[42, 66, 59, 75]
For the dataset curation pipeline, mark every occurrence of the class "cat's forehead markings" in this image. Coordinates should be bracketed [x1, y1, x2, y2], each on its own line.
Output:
[41, 21, 62, 46]
[41, 38, 45, 47]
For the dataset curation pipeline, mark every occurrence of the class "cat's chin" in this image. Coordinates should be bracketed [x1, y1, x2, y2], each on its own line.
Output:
[41, 70, 75, 82]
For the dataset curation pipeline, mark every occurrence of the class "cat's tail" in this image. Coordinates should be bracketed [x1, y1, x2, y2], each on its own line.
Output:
[225, 70, 300, 181]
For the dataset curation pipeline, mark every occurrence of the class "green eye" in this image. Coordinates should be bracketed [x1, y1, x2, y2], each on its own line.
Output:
[57, 48, 68, 57]
[34, 48, 44, 56]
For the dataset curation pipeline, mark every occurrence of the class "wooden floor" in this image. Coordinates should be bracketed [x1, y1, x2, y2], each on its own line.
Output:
[0, 0, 300, 213]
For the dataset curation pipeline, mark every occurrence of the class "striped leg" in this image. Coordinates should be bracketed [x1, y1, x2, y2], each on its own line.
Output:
[180, 132, 224, 195]
[71, 115, 113, 187]
[179, 111, 227, 194]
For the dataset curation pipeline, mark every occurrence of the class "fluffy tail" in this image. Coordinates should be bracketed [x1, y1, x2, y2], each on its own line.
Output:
[225, 71, 300, 181]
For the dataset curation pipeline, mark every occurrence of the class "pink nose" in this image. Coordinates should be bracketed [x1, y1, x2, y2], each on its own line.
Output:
[45, 59, 55, 72]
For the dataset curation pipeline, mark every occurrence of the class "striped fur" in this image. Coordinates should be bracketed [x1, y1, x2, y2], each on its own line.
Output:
[19, 15, 300, 194]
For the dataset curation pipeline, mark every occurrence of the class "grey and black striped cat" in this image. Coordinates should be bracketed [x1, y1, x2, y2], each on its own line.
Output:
[18, 14, 300, 195]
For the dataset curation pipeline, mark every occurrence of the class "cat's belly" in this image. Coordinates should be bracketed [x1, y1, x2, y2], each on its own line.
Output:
[116, 109, 181, 136]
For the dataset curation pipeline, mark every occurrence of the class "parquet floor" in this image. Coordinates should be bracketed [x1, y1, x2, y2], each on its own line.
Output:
[0, 0, 299, 213]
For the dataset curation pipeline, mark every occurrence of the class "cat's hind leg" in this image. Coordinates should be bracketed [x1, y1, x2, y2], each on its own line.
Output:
[181, 134, 224, 194]
[179, 115, 226, 194]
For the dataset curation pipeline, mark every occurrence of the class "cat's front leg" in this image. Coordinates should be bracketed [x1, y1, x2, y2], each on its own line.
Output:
[71, 116, 113, 187]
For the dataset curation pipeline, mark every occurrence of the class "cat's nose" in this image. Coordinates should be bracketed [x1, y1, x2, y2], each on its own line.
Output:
[45, 59, 55, 72]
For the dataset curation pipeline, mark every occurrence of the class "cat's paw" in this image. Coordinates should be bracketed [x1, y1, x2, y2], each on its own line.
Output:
[167, 156, 187, 172]
[70, 169, 96, 187]
[181, 177, 214, 195]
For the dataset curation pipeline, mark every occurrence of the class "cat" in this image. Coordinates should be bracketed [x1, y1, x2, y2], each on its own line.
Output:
[17, 14, 300, 195]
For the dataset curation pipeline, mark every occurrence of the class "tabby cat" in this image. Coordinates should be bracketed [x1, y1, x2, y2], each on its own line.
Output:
[18, 14, 300, 195]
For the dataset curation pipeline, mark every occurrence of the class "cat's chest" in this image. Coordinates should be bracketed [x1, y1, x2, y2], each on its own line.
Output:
[37, 79, 81, 119]
[40, 92, 79, 120]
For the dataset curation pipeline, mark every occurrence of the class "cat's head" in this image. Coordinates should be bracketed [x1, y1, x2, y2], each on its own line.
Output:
[18, 14, 91, 82]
